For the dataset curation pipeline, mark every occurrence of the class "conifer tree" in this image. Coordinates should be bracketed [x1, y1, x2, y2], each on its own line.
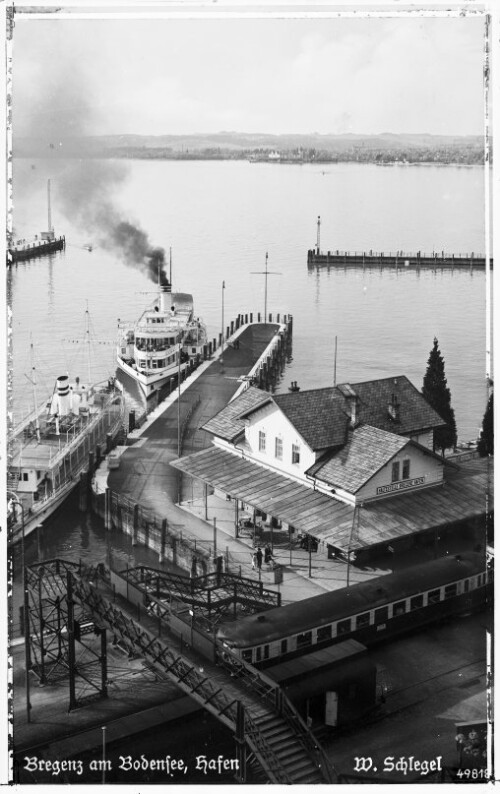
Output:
[477, 392, 494, 457]
[422, 338, 457, 454]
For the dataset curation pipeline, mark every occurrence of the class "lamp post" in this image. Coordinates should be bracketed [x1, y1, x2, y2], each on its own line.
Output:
[9, 493, 31, 723]
[221, 280, 225, 367]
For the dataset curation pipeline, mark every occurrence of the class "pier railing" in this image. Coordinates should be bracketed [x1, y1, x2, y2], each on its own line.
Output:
[307, 248, 492, 268]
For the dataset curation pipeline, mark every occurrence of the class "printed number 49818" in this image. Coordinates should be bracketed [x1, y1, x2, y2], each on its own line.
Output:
[455, 769, 488, 780]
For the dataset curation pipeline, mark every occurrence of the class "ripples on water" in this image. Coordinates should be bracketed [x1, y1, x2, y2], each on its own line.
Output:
[9, 158, 490, 571]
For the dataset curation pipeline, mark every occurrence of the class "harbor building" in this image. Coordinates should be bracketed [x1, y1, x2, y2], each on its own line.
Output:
[172, 376, 492, 563]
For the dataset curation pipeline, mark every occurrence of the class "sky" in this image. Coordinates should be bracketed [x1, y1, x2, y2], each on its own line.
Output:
[11, 8, 487, 138]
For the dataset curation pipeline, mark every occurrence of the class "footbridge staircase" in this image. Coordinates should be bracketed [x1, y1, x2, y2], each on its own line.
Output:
[23, 559, 337, 784]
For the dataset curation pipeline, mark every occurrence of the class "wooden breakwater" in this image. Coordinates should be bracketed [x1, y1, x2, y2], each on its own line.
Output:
[307, 248, 493, 270]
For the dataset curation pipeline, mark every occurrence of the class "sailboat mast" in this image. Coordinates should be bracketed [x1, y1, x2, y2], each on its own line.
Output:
[47, 179, 53, 234]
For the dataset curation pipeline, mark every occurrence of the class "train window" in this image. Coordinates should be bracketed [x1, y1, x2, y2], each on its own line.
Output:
[317, 625, 332, 643]
[242, 650, 252, 664]
[281, 639, 288, 655]
[256, 647, 262, 662]
[393, 600, 407, 616]
[374, 606, 389, 623]
[263, 645, 270, 660]
[297, 631, 312, 649]
[464, 579, 470, 593]
[356, 613, 370, 629]
[337, 619, 352, 635]
[410, 594, 424, 610]
[428, 588, 441, 604]
[444, 583, 457, 599]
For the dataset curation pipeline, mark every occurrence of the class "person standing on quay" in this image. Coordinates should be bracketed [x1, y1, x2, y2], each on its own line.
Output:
[256, 547, 263, 571]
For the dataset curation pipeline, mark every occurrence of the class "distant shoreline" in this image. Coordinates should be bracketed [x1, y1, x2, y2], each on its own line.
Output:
[14, 132, 487, 167]
[14, 151, 486, 167]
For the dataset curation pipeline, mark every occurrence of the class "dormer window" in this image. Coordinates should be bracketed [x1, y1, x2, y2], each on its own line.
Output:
[258, 430, 266, 452]
[402, 459, 410, 480]
[275, 436, 283, 460]
[391, 461, 400, 483]
[292, 444, 300, 465]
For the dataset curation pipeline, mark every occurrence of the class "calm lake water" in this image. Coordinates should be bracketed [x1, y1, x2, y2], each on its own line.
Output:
[9, 157, 490, 574]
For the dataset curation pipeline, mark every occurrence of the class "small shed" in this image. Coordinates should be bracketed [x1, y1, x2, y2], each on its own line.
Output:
[265, 639, 376, 729]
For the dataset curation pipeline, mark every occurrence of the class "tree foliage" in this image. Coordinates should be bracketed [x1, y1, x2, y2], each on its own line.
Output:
[422, 338, 457, 454]
[477, 392, 493, 457]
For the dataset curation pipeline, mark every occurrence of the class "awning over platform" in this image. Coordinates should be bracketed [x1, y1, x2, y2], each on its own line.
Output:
[171, 447, 492, 551]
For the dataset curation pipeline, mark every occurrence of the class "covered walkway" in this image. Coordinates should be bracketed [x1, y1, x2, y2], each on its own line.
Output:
[172, 447, 492, 553]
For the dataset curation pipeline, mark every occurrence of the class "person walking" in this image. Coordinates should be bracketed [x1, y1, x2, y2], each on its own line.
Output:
[251, 551, 256, 569]
[256, 547, 263, 570]
[264, 544, 272, 564]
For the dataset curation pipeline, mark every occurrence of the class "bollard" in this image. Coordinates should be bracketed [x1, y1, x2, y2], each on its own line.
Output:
[105, 488, 112, 530]
[79, 471, 88, 512]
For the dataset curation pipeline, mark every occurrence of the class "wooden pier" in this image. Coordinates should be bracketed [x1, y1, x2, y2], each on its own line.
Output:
[7, 235, 66, 264]
[307, 248, 492, 270]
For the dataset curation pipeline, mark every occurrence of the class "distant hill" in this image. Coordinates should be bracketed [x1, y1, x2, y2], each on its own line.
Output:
[14, 131, 486, 164]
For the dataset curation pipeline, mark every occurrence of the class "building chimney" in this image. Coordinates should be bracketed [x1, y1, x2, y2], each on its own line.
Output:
[388, 393, 400, 422]
[349, 395, 359, 427]
[337, 383, 360, 428]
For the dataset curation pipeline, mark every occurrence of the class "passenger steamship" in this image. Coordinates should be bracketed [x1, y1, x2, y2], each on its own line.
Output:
[8, 372, 125, 543]
[116, 285, 207, 397]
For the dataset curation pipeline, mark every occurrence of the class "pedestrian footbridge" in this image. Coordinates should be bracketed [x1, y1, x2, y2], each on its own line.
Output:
[23, 559, 337, 784]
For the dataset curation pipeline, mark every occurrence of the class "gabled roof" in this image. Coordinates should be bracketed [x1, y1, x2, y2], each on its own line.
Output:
[201, 386, 270, 442]
[306, 425, 423, 493]
[201, 375, 445, 449]
[273, 388, 349, 450]
[344, 375, 446, 435]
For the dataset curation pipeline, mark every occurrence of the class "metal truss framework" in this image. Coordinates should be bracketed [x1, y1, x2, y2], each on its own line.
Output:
[23, 559, 336, 784]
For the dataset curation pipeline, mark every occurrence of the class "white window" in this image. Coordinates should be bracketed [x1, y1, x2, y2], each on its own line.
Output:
[292, 444, 300, 464]
[259, 430, 266, 452]
[275, 437, 283, 460]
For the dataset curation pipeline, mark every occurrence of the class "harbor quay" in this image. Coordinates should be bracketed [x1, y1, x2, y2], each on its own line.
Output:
[12, 313, 492, 785]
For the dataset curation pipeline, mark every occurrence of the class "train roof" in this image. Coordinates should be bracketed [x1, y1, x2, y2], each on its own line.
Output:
[218, 553, 485, 648]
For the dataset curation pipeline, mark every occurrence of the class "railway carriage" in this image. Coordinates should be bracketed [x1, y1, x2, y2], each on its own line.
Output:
[217, 553, 491, 667]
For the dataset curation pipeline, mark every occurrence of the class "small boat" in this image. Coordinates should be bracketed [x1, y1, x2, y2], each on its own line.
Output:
[117, 285, 207, 398]
[7, 316, 126, 544]
[7, 179, 65, 265]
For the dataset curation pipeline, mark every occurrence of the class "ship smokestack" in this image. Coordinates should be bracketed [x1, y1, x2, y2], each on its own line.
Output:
[160, 286, 172, 314]
[50, 375, 71, 417]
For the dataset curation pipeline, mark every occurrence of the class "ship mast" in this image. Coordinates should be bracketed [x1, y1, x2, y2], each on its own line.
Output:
[85, 301, 92, 386]
[30, 339, 41, 442]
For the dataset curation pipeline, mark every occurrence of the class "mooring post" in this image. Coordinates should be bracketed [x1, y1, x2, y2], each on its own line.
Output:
[79, 471, 88, 512]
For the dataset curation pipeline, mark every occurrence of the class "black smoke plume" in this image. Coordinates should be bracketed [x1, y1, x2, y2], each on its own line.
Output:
[57, 159, 171, 287]
[13, 50, 170, 287]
